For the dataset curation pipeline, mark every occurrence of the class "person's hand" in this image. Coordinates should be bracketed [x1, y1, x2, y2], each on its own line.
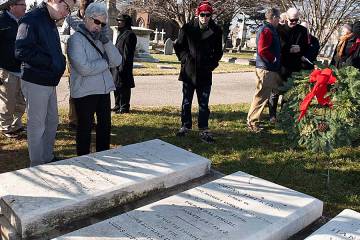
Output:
[290, 44, 300, 53]
[99, 27, 109, 44]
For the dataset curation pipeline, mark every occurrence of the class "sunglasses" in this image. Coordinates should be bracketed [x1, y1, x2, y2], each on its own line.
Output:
[14, 3, 26, 6]
[59, 0, 71, 13]
[199, 13, 211, 17]
[289, 18, 299, 23]
[91, 17, 106, 27]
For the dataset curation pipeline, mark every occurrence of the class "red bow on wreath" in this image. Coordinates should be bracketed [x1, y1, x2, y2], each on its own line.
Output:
[298, 68, 336, 121]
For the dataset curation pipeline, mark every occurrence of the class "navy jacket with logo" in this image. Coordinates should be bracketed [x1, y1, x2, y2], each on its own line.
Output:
[15, 2, 66, 86]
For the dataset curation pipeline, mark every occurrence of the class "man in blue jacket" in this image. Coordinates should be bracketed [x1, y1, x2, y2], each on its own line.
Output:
[247, 8, 282, 133]
[0, 0, 26, 138]
[15, 0, 75, 166]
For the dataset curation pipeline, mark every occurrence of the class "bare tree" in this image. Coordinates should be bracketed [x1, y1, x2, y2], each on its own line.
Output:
[280, 0, 360, 49]
[129, 0, 263, 27]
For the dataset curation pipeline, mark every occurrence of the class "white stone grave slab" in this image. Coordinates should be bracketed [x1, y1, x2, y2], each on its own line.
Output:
[54, 171, 323, 240]
[0, 139, 211, 239]
[305, 209, 360, 239]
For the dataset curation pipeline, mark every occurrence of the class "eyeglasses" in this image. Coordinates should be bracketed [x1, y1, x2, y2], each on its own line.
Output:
[199, 13, 211, 17]
[14, 3, 26, 6]
[91, 17, 106, 27]
[289, 18, 299, 23]
[59, 0, 71, 13]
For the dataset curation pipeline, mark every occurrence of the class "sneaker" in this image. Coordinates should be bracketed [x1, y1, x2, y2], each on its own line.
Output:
[269, 117, 276, 124]
[68, 123, 77, 130]
[176, 126, 190, 137]
[199, 130, 215, 144]
[15, 127, 26, 133]
[111, 106, 120, 112]
[247, 123, 263, 133]
[50, 156, 62, 163]
[115, 109, 130, 114]
[2, 131, 20, 138]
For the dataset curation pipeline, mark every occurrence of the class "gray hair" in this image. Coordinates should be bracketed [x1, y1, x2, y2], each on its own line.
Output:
[265, 8, 280, 21]
[287, 7, 299, 18]
[84, 2, 108, 19]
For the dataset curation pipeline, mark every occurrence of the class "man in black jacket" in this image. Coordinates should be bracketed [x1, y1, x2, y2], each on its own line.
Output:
[268, 7, 309, 122]
[343, 21, 360, 70]
[174, 1, 223, 144]
[15, 0, 75, 167]
[112, 14, 137, 114]
[0, 0, 26, 138]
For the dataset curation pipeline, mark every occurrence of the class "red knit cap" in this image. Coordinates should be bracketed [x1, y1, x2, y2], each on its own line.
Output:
[196, 1, 213, 16]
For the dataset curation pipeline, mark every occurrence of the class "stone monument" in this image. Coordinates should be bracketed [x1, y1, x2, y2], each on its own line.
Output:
[53, 171, 323, 240]
[0, 139, 210, 239]
[111, 26, 159, 63]
[305, 209, 360, 239]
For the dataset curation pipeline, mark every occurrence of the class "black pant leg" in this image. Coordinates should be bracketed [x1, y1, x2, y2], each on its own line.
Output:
[181, 82, 195, 129]
[196, 85, 211, 130]
[119, 87, 131, 112]
[113, 88, 121, 109]
[74, 95, 97, 156]
[269, 92, 279, 119]
[95, 94, 111, 152]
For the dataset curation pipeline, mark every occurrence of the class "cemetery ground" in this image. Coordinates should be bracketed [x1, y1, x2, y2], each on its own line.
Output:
[0, 103, 359, 225]
[133, 53, 254, 76]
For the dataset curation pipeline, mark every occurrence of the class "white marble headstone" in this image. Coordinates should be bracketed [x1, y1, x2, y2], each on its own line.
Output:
[54, 171, 323, 240]
[0, 139, 211, 238]
[164, 38, 174, 55]
[305, 209, 360, 239]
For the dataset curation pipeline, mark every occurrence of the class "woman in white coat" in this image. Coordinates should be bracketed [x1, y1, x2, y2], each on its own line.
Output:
[67, 2, 122, 156]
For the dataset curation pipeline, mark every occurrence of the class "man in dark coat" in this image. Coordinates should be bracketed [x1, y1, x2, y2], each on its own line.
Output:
[112, 14, 137, 114]
[300, 22, 320, 70]
[268, 7, 309, 122]
[174, 1, 223, 143]
[0, 0, 26, 138]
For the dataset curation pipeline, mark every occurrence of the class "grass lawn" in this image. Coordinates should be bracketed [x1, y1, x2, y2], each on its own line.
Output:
[0, 104, 359, 220]
[133, 53, 254, 76]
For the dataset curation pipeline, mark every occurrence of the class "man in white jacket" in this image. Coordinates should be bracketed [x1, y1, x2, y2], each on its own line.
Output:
[67, 2, 121, 156]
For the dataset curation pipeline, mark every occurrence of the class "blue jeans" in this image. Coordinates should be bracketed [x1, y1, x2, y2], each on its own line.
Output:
[181, 82, 211, 130]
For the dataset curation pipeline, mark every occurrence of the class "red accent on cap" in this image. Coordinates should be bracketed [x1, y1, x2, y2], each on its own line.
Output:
[196, 1, 213, 16]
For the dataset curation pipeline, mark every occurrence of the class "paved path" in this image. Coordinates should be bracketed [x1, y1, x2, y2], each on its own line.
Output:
[57, 72, 256, 108]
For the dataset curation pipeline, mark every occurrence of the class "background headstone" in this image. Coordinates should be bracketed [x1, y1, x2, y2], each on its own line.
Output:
[164, 38, 174, 55]
[305, 209, 360, 239]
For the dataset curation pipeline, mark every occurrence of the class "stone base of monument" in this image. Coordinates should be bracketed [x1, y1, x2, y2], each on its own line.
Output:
[53, 171, 323, 240]
[0, 170, 223, 240]
[305, 209, 360, 239]
[157, 64, 176, 70]
[0, 139, 211, 239]
[134, 53, 160, 63]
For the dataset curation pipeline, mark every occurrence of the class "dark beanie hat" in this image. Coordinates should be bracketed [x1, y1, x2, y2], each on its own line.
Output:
[116, 14, 132, 27]
[353, 21, 360, 38]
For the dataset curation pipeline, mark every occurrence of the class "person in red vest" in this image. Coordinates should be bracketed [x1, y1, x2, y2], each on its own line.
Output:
[247, 8, 282, 132]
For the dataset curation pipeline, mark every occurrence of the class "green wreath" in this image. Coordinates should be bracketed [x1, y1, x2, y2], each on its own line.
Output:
[278, 66, 360, 154]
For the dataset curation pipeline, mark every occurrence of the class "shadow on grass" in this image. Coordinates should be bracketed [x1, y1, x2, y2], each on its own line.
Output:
[1, 106, 359, 219]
